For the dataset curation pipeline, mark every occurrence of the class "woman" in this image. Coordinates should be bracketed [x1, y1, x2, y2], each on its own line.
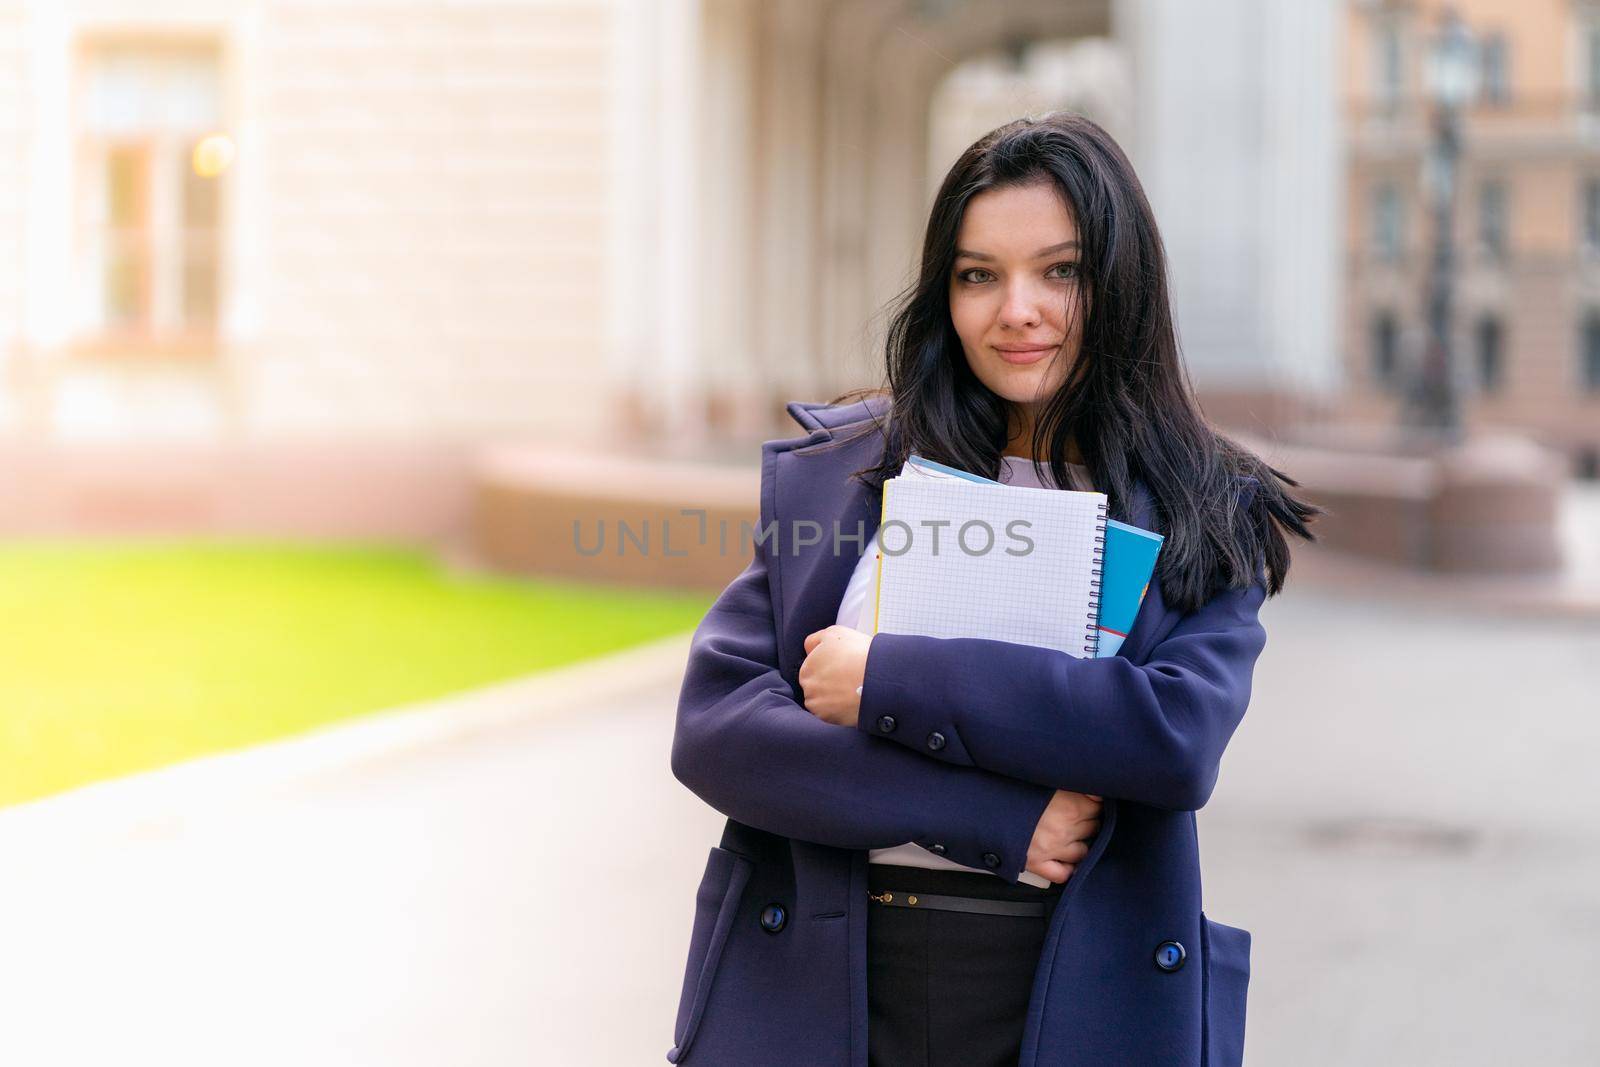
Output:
[667, 112, 1319, 1067]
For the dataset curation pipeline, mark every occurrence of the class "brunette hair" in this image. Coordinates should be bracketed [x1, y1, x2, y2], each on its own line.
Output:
[825, 111, 1319, 614]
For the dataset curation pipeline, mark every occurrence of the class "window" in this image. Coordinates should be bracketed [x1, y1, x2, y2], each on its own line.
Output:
[1578, 446, 1600, 481]
[1479, 32, 1509, 105]
[1375, 21, 1404, 110]
[74, 39, 228, 349]
[1478, 180, 1507, 261]
[1584, 178, 1600, 256]
[1371, 310, 1400, 391]
[1588, 24, 1600, 105]
[1374, 183, 1404, 262]
[1585, 312, 1600, 391]
[1475, 315, 1503, 394]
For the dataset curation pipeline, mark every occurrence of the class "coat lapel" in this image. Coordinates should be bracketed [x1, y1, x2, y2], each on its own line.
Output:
[771, 432, 884, 683]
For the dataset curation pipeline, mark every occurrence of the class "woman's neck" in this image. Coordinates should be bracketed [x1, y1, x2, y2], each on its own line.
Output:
[1003, 408, 1083, 465]
[1002, 448, 1084, 465]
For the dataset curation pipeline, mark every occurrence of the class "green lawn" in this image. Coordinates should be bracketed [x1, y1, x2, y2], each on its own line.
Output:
[0, 541, 712, 808]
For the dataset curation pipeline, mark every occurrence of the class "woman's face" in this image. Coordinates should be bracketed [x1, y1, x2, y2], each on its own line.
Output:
[947, 181, 1085, 421]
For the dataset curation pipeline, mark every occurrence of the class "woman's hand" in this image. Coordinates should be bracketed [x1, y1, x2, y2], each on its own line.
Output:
[1026, 790, 1103, 885]
[799, 625, 871, 728]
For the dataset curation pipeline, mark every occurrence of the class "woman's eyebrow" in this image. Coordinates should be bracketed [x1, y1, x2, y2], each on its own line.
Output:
[954, 240, 1080, 261]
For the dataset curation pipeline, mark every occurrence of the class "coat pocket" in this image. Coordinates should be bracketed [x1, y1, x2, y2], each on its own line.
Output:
[668, 846, 753, 1064]
[1201, 913, 1251, 1067]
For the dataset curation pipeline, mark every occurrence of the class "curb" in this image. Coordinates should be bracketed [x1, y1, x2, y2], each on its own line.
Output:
[0, 631, 694, 847]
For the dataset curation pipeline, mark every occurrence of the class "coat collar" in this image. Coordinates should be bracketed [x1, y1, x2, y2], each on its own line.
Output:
[768, 400, 1173, 679]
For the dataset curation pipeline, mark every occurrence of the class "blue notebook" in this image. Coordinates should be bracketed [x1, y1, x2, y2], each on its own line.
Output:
[903, 454, 1163, 657]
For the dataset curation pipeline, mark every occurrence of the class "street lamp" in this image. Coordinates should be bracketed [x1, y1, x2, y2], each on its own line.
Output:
[1405, 6, 1477, 446]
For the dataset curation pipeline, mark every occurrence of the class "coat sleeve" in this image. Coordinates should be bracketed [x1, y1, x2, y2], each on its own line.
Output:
[855, 566, 1269, 811]
[670, 538, 1057, 885]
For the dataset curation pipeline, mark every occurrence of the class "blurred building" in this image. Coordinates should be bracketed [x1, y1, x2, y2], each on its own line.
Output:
[0, 4, 615, 445]
[0, 0, 1342, 538]
[1342, 0, 1600, 477]
[655, 0, 1343, 450]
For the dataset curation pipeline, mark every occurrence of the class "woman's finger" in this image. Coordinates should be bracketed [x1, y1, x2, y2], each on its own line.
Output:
[1031, 860, 1076, 885]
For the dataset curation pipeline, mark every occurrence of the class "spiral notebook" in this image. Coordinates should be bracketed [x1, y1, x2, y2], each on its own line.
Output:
[873, 460, 1108, 658]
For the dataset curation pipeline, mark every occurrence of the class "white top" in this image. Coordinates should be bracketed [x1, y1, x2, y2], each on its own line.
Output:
[836, 454, 1092, 887]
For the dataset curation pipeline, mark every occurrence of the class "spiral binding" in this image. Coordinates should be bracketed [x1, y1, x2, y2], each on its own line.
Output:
[1081, 501, 1108, 657]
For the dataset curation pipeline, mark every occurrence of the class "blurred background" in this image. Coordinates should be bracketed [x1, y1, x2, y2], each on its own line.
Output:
[0, 0, 1595, 1064]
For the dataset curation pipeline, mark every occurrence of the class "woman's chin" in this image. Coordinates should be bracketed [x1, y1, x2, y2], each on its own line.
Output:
[980, 369, 1057, 405]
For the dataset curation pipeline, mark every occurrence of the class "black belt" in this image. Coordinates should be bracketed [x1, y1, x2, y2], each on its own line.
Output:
[868, 889, 1048, 918]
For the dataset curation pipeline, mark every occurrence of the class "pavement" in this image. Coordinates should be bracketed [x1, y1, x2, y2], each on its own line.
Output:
[2, 490, 1598, 1065]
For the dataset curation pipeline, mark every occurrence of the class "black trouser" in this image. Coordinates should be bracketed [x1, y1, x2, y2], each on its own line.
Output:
[866, 863, 1064, 1067]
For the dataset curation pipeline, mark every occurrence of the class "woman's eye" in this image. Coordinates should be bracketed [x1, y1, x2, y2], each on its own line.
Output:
[956, 264, 1078, 284]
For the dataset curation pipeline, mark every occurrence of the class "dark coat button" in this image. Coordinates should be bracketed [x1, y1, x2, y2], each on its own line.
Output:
[876, 715, 897, 734]
[759, 903, 787, 934]
[928, 843, 947, 856]
[927, 731, 946, 751]
[1154, 940, 1186, 971]
[981, 852, 1001, 869]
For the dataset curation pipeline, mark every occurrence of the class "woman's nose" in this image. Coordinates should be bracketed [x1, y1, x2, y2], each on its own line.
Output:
[997, 282, 1044, 328]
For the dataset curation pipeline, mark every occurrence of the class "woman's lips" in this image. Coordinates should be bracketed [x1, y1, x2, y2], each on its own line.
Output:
[994, 345, 1057, 365]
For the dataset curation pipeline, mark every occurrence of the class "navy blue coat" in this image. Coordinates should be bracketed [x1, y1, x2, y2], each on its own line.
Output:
[668, 396, 1266, 1065]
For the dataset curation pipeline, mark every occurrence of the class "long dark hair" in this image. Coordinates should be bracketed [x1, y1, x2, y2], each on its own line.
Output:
[825, 111, 1320, 615]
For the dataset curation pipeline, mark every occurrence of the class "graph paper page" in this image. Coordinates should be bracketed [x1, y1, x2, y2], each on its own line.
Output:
[875, 476, 1107, 658]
